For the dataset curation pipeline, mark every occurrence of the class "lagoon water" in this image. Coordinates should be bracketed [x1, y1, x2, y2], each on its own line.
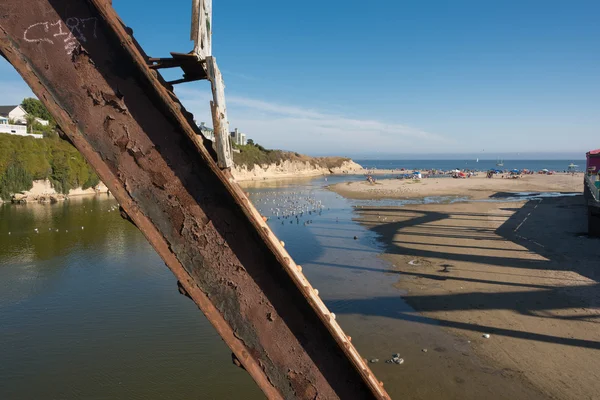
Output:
[0, 174, 545, 399]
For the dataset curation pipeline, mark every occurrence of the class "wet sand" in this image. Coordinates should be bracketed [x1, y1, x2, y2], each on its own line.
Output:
[330, 173, 583, 200]
[354, 197, 600, 399]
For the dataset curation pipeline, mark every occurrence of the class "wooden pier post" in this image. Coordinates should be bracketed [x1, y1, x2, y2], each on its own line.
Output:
[206, 56, 233, 169]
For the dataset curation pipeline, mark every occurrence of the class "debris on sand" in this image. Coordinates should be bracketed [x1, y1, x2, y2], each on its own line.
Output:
[385, 354, 404, 364]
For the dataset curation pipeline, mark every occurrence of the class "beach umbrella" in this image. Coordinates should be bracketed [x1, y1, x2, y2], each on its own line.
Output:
[511, 169, 520, 173]
[542, 168, 549, 172]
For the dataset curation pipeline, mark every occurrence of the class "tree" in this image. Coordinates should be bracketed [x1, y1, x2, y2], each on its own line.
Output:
[247, 139, 254, 146]
[21, 98, 54, 123]
[25, 114, 37, 134]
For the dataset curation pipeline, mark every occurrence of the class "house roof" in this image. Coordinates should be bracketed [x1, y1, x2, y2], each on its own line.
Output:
[0, 105, 20, 117]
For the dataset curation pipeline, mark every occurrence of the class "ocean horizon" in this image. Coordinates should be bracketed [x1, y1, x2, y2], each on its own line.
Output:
[355, 159, 586, 172]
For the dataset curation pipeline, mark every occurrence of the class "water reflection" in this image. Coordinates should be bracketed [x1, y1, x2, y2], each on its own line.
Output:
[0, 195, 261, 400]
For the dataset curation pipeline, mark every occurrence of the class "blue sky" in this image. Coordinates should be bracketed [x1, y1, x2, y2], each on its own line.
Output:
[1, 0, 598, 157]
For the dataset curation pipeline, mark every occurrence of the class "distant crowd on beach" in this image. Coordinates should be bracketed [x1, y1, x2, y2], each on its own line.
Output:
[362, 166, 581, 185]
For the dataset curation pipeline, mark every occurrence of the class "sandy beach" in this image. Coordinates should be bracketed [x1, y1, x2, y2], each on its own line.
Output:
[330, 173, 583, 200]
[336, 174, 600, 399]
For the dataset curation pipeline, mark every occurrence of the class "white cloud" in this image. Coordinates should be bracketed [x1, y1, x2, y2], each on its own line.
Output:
[175, 86, 448, 155]
[220, 70, 259, 82]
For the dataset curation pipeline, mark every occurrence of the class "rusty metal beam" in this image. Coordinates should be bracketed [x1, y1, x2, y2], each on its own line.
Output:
[0, 1, 390, 398]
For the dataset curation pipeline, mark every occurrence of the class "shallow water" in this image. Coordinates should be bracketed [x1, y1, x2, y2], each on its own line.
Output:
[0, 176, 548, 399]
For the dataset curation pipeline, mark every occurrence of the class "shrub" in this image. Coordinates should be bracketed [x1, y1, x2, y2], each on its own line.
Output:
[0, 133, 99, 200]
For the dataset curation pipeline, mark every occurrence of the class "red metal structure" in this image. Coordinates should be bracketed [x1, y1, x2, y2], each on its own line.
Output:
[0, 1, 390, 398]
[586, 149, 600, 173]
[585, 149, 600, 237]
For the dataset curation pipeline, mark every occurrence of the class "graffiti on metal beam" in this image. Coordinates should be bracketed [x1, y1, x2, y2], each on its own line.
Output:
[24, 17, 97, 55]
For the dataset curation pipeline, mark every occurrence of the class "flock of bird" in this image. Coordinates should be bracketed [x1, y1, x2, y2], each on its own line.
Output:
[7, 193, 332, 236]
[7, 191, 340, 236]
[6, 203, 121, 236]
[251, 190, 330, 226]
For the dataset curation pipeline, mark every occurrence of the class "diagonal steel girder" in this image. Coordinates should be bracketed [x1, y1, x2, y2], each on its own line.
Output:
[0, 1, 390, 398]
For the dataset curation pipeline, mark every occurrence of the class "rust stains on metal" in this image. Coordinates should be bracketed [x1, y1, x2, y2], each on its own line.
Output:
[0, 1, 390, 399]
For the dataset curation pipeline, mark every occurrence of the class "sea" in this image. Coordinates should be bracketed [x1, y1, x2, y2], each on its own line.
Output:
[357, 159, 586, 172]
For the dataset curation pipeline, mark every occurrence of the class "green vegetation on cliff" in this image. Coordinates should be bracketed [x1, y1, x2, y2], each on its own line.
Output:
[232, 142, 351, 169]
[0, 134, 99, 200]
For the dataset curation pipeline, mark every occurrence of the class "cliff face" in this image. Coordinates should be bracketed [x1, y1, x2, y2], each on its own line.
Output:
[232, 159, 363, 182]
[3, 159, 364, 202]
[229, 143, 364, 181]
[10, 179, 109, 203]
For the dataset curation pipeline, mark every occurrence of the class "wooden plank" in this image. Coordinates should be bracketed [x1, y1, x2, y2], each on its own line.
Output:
[203, 0, 212, 57]
[206, 56, 233, 169]
[191, 0, 211, 59]
[191, 0, 200, 42]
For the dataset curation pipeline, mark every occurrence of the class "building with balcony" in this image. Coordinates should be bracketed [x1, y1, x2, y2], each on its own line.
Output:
[230, 128, 247, 146]
[0, 115, 42, 138]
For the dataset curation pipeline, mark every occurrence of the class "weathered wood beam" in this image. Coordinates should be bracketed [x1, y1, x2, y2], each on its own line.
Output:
[191, 0, 211, 59]
[206, 56, 234, 169]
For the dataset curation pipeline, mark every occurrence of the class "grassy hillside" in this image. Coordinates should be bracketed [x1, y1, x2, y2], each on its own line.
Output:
[232, 143, 351, 169]
[0, 134, 99, 200]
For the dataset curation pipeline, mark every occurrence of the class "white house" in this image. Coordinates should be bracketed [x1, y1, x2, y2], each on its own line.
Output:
[198, 121, 215, 142]
[0, 105, 27, 124]
[0, 111, 43, 139]
[0, 105, 49, 126]
[35, 117, 49, 126]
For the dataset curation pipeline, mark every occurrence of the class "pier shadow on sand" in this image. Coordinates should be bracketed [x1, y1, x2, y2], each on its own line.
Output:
[361, 194, 598, 282]
[331, 194, 600, 350]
